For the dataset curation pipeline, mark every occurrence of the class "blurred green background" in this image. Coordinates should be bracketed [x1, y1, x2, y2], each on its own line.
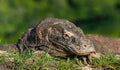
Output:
[0, 0, 120, 44]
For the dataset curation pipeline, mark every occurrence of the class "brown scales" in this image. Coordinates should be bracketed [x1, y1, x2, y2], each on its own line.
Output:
[16, 18, 95, 57]
[0, 18, 96, 66]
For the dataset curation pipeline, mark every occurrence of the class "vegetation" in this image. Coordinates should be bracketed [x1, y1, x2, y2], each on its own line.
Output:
[0, 0, 120, 44]
[0, 50, 120, 70]
[92, 53, 120, 70]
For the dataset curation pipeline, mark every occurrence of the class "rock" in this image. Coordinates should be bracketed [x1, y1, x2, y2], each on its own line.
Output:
[86, 34, 120, 55]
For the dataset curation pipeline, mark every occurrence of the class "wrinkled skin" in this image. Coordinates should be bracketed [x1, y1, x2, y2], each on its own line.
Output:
[16, 18, 96, 64]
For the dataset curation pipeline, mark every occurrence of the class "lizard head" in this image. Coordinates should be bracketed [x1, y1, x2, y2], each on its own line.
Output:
[61, 29, 96, 56]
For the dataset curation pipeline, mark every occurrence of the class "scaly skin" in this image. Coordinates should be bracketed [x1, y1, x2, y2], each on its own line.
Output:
[0, 18, 96, 64]
[16, 18, 95, 57]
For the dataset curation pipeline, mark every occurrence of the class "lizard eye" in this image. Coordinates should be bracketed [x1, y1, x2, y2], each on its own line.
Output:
[63, 34, 70, 39]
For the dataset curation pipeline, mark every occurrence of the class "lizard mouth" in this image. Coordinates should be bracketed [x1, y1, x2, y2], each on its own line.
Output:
[67, 46, 96, 64]
[67, 46, 95, 56]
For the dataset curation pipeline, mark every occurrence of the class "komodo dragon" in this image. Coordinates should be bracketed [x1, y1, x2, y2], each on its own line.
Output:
[0, 18, 96, 64]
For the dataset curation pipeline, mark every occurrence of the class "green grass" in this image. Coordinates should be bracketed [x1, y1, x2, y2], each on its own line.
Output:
[92, 53, 120, 70]
[0, 50, 120, 70]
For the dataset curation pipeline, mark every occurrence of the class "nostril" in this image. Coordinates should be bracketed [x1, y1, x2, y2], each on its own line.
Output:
[83, 44, 87, 48]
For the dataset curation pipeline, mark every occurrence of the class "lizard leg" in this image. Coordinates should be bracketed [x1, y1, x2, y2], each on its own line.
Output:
[83, 57, 88, 65]
[88, 55, 92, 64]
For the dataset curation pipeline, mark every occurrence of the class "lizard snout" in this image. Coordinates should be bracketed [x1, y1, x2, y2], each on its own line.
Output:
[82, 42, 96, 55]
